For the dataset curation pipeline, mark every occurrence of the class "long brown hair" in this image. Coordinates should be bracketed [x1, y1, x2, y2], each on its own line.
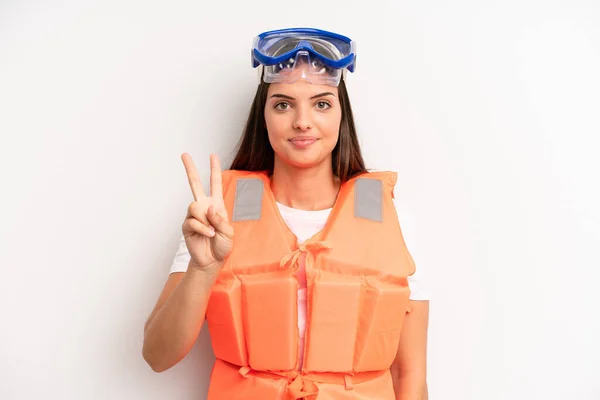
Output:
[229, 78, 367, 182]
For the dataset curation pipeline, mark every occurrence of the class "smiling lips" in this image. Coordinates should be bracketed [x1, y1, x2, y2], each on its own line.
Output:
[289, 137, 318, 149]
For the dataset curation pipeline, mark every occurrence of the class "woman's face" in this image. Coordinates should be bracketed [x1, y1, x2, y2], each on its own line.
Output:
[264, 76, 342, 171]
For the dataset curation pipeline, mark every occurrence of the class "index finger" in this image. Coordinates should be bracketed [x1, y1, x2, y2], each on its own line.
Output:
[181, 153, 205, 201]
[209, 153, 223, 199]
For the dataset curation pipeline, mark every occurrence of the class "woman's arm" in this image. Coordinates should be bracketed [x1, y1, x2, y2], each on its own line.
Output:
[391, 300, 430, 400]
[142, 262, 221, 372]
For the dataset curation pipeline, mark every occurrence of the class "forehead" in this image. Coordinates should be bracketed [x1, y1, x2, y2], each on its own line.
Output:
[267, 79, 339, 98]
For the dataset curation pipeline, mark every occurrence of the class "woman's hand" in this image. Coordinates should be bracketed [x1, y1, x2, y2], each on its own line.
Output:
[181, 153, 233, 269]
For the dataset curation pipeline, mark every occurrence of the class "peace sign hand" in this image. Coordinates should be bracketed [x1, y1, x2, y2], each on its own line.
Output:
[181, 153, 233, 270]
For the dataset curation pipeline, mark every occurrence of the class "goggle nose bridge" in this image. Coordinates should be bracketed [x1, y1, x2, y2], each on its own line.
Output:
[293, 50, 311, 67]
[294, 40, 315, 52]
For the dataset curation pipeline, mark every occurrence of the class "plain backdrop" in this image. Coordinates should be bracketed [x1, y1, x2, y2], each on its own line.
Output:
[1, 1, 599, 399]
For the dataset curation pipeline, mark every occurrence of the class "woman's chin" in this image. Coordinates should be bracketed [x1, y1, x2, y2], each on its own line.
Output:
[279, 153, 329, 170]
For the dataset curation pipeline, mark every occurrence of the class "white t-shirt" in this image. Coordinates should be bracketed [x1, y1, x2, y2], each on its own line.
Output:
[169, 199, 429, 368]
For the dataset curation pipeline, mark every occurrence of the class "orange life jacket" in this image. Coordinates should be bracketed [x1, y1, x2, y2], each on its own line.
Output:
[205, 170, 415, 399]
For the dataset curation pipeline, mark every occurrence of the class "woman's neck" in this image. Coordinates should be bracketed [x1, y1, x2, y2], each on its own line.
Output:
[271, 159, 340, 211]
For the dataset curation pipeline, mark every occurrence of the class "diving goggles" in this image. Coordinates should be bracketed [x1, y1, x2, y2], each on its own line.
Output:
[251, 28, 357, 86]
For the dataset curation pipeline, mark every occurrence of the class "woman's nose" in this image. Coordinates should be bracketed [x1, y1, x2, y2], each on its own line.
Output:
[293, 107, 313, 131]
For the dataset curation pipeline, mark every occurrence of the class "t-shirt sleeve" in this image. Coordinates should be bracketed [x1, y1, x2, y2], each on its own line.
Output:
[169, 235, 191, 274]
[393, 198, 431, 301]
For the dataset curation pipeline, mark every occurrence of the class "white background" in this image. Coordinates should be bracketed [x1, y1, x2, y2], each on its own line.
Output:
[1, 1, 599, 399]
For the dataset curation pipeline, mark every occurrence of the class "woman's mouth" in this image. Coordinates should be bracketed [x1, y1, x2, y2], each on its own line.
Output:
[289, 137, 318, 149]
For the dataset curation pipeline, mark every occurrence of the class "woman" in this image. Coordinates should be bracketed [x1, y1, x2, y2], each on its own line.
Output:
[143, 28, 429, 399]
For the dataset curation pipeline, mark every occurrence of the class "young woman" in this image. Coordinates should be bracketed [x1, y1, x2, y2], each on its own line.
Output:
[143, 28, 430, 400]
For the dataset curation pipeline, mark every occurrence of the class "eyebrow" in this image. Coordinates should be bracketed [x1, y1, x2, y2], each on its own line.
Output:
[270, 92, 336, 100]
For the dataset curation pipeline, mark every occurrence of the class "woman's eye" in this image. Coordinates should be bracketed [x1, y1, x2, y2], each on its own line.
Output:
[316, 101, 331, 110]
[275, 102, 291, 110]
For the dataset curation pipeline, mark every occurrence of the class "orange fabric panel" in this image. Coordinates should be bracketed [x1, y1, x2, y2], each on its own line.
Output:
[354, 282, 411, 371]
[206, 279, 247, 366]
[242, 273, 298, 371]
[304, 272, 361, 372]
